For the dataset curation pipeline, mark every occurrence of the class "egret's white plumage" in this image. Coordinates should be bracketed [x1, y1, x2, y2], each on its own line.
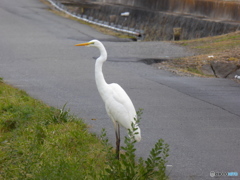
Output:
[75, 40, 141, 158]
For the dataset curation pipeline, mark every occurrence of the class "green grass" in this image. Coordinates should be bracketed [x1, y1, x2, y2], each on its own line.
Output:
[175, 31, 240, 53]
[0, 80, 170, 179]
[0, 81, 106, 179]
[186, 67, 203, 75]
[214, 34, 240, 42]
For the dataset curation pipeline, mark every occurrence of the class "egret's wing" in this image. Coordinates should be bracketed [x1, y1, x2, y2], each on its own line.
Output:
[105, 83, 136, 128]
[109, 83, 136, 113]
[106, 83, 141, 142]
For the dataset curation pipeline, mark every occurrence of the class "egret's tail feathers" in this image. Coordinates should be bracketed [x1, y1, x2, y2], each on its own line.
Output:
[134, 133, 141, 142]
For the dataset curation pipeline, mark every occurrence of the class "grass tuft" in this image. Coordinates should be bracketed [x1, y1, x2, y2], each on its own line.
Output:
[95, 109, 170, 180]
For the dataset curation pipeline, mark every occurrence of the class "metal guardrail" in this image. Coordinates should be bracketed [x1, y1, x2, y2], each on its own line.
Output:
[47, 0, 144, 39]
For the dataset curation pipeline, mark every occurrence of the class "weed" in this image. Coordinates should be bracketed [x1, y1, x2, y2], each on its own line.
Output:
[187, 67, 204, 75]
[51, 103, 72, 124]
[95, 109, 170, 180]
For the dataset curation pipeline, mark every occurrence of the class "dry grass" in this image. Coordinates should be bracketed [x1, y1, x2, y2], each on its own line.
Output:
[176, 31, 240, 53]
[160, 31, 240, 77]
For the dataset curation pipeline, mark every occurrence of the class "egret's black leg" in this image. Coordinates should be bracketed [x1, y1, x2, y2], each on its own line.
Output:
[115, 123, 120, 160]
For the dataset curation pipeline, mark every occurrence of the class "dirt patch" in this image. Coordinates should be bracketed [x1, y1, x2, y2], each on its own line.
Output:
[154, 31, 240, 79]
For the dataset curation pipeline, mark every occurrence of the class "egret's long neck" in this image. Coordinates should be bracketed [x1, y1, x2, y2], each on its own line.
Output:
[95, 45, 108, 99]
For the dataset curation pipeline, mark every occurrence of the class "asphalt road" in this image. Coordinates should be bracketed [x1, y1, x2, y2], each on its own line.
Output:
[1, 0, 240, 179]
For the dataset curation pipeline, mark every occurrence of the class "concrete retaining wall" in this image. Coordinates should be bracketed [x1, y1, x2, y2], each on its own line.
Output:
[96, 0, 240, 22]
[62, 0, 240, 40]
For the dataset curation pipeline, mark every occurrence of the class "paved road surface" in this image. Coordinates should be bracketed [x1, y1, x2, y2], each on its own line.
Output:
[1, 0, 239, 179]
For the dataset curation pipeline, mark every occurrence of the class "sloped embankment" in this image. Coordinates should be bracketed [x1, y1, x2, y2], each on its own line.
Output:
[160, 31, 240, 78]
[68, 0, 240, 40]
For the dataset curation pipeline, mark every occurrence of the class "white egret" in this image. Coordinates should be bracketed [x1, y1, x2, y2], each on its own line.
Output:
[75, 40, 141, 159]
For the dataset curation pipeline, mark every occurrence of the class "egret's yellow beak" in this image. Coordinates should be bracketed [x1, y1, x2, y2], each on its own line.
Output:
[75, 42, 94, 46]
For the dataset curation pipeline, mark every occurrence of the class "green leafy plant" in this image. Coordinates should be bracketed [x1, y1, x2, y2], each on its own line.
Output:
[0, 77, 3, 83]
[51, 103, 72, 123]
[96, 109, 170, 180]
